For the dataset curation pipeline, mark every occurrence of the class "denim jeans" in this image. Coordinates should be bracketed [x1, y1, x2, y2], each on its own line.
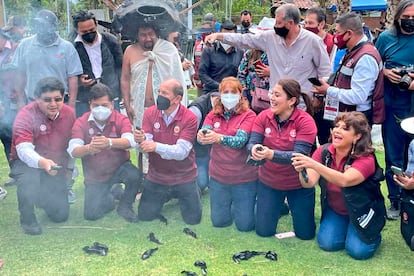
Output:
[209, 178, 257, 232]
[382, 104, 412, 205]
[255, 181, 315, 239]
[317, 206, 381, 260]
[195, 155, 210, 191]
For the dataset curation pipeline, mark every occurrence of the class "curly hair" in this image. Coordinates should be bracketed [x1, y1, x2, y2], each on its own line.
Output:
[213, 77, 249, 115]
[333, 111, 375, 158]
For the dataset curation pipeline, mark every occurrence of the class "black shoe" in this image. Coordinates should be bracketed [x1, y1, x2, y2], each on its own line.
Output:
[21, 221, 42, 235]
[83, 246, 107, 256]
[117, 205, 138, 223]
[93, 242, 109, 253]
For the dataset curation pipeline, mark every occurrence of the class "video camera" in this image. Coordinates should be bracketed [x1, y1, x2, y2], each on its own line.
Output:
[396, 65, 414, 90]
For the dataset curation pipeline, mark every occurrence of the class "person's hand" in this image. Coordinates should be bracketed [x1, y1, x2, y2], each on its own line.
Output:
[408, 72, 414, 90]
[38, 158, 59, 176]
[312, 78, 330, 96]
[255, 64, 270, 78]
[90, 135, 111, 150]
[291, 153, 315, 172]
[134, 128, 146, 144]
[383, 68, 403, 84]
[80, 74, 96, 87]
[251, 144, 272, 160]
[197, 129, 220, 145]
[182, 60, 192, 71]
[394, 172, 414, 190]
[139, 140, 156, 153]
[204, 33, 219, 46]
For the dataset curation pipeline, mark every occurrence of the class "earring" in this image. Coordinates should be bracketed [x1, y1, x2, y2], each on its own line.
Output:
[351, 141, 356, 155]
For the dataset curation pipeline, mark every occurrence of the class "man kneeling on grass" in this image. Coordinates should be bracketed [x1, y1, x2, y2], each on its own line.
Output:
[11, 77, 75, 235]
[134, 78, 202, 225]
[67, 83, 141, 222]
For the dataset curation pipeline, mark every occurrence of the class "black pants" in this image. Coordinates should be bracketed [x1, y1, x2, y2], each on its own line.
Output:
[11, 160, 69, 224]
[138, 179, 202, 225]
[84, 161, 141, 220]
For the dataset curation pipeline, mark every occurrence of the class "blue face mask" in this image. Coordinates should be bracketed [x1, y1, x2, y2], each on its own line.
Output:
[92, 106, 112, 121]
[221, 93, 240, 110]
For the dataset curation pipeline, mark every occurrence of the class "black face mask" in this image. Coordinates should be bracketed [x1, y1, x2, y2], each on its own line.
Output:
[274, 26, 289, 38]
[241, 21, 250, 28]
[156, 95, 171, 110]
[401, 18, 414, 33]
[82, 31, 97, 43]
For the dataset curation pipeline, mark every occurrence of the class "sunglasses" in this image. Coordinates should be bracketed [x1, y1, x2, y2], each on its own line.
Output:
[41, 96, 63, 103]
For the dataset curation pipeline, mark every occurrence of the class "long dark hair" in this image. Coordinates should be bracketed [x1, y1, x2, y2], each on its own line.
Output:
[277, 78, 313, 115]
[334, 111, 375, 158]
[390, 0, 414, 35]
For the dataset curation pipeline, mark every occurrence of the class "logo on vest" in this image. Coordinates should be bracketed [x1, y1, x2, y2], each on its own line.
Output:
[154, 122, 161, 130]
[40, 124, 47, 132]
[214, 122, 220, 129]
[88, 128, 95, 136]
[174, 125, 180, 134]
[289, 129, 296, 138]
[265, 127, 271, 135]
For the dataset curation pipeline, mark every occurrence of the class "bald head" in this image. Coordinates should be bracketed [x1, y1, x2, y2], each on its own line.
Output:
[161, 78, 183, 97]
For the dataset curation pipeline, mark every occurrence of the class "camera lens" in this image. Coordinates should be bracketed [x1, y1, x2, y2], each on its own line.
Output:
[399, 74, 412, 90]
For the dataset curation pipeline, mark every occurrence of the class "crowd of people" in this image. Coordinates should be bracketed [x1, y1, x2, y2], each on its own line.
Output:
[1, 0, 414, 261]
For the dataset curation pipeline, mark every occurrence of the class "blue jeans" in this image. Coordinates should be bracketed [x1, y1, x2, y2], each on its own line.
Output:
[209, 178, 257, 232]
[317, 206, 381, 260]
[255, 181, 315, 240]
[196, 155, 210, 191]
[383, 104, 412, 205]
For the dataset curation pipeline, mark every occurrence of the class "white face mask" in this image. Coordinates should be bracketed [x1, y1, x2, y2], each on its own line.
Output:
[221, 93, 240, 110]
[92, 106, 112, 121]
[220, 42, 232, 51]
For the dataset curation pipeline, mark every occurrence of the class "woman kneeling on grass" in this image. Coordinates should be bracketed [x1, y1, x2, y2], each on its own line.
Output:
[292, 112, 386, 260]
[197, 77, 257, 232]
[247, 78, 317, 239]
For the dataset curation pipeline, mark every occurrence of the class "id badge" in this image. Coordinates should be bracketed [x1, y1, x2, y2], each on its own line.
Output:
[323, 95, 339, 121]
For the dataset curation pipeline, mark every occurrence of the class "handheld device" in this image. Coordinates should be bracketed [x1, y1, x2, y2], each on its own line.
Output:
[254, 60, 265, 68]
[308, 77, 322, 86]
[301, 169, 309, 183]
[96, 132, 102, 137]
[135, 126, 141, 131]
[202, 129, 208, 135]
[391, 165, 405, 176]
[51, 165, 62, 171]
[256, 146, 263, 152]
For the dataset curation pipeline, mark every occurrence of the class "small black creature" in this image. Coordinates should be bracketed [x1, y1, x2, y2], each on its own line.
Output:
[141, 248, 158, 260]
[194, 260, 207, 275]
[181, 271, 198, 276]
[264, 251, 278, 261]
[158, 214, 168, 225]
[232, 251, 262, 263]
[148, 232, 162, 245]
[183, 227, 197, 239]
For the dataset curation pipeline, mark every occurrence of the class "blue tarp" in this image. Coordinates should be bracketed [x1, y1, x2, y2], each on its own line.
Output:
[352, 0, 387, 11]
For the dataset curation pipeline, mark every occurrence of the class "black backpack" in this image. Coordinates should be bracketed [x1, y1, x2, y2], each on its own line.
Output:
[319, 143, 386, 244]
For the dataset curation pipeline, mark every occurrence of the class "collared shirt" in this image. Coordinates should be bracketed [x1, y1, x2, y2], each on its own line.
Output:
[161, 104, 179, 126]
[12, 35, 83, 100]
[223, 28, 331, 97]
[327, 36, 379, 112]
[74, 33, 103, 78]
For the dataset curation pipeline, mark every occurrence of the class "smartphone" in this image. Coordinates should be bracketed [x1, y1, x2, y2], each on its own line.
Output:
[135, 126, 141, 131]
[96, 132, 102, 137]
[391, 165, 405, 176]
[254, 60, 265, 68]
[50, 165, 62, 171]
[256, 146, 263, 152]
[308, 77, 322, 86]
[201, 129, 208, 135]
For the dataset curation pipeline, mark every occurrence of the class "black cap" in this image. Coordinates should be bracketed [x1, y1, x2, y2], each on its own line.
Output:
[33, 9, 58, 28]
[221, 20, 236, 31]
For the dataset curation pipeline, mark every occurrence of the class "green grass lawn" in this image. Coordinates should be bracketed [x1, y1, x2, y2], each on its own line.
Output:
[1, 139, 414, 275]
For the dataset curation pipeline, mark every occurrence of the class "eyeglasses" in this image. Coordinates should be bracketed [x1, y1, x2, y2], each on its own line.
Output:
[41, 96, 63, 103]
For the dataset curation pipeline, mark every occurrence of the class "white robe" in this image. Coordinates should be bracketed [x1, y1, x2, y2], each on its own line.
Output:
[130, 39, 187, 127]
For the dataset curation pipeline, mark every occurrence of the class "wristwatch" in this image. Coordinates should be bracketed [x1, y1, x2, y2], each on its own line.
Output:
[108, 138, 113, 149]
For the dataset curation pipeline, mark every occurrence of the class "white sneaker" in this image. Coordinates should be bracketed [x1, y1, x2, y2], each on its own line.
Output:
[0, 187, 7, 200]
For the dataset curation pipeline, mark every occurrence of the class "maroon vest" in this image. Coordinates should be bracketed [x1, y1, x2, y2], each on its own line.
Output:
[334, 42, 385, 124]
